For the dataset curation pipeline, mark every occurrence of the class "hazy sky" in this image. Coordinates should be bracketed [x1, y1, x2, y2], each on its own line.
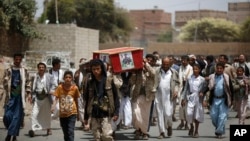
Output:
[115, 0, 249, 13]
[35, 0, 249, 18]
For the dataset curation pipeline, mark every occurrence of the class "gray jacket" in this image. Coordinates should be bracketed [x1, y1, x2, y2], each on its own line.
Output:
[32, 72, 57, 104]
[155, 68, 180, 101]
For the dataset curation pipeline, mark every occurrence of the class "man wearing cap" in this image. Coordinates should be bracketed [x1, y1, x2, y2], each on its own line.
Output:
[28, 62, 57, 137]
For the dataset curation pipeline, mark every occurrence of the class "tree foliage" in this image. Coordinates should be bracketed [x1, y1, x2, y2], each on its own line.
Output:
[46, 0, 76, 24]
[39, 0, 133, 43]
[0, 0, 39, 38]
[157, 31, 173, 42]
[178, 18, 240, 42]
[240, 17, 250, 42]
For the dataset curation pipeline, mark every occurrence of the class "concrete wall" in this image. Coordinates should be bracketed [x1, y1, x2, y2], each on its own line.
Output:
[28, 24, 99, 67]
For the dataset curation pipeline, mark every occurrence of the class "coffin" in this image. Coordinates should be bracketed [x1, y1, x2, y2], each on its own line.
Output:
[93, 47, 144, 73]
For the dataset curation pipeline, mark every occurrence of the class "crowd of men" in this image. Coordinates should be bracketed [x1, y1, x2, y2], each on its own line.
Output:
[0, 52, 249, 141]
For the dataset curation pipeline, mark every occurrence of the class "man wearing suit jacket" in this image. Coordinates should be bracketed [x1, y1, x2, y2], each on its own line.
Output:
[208, 62, 232, 139]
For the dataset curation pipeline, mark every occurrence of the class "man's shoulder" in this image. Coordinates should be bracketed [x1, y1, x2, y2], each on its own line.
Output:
[19, 65, 28, 70]
[209, 73, 215, 78]
[45, 72, 54, 77]
[173, 64, 180, 69]
[245, 62, 250, 68]
[59, 69, 65, 73]
[0, 63, 5, 69]
[71, 84, 79, 90]
[221, 73, 230, 80]
[225, 63, 233, 68]
[169, 68, 178, 75]
[198, 75, 206, 82]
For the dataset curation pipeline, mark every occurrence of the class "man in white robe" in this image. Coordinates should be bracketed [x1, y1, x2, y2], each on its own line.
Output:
[118, 72, 133, 129]
[177, 55, 193, 130]
[155, 57, 179, 139]
[28, 62, 57, 137]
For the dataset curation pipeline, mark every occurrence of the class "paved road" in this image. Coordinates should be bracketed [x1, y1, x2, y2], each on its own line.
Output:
[0, 108, 249, 141]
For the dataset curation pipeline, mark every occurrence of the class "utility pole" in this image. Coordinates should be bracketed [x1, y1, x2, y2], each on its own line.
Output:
[194, 0, 200, 42]
[152, 5, 158, 41]
[55, 0, 59, 24]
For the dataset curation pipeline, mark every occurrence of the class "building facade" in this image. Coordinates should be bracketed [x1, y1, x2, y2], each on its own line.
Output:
[175, 9, 227, 28]
[129, 9, 172, 46]
[228, 2, 250, 24]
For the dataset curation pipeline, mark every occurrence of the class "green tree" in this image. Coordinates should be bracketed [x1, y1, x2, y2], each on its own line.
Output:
[157, 31, 172, 42]
[46, 0, 76, 24]
[39, 0, 132, 43]
[0, 0, 39, 38]
[108, 7, 133, 43]
[178, 18, 240, 42]
[240, 17, 250, 42]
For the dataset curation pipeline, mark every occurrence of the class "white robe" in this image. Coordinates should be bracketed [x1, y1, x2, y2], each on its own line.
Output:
[119, 96, 132, 126]
[31, 74, 52, 131]
[178, 64, 193, 120]
[31, 97, 51, 131]
[185, 76, 204, 124]
[77, 73, 85, 123]
[155, 70, 173, 133]
[111, 96, 133, 130]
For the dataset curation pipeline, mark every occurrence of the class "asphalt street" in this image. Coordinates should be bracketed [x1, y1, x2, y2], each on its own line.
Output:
[0, 108, 249, 141]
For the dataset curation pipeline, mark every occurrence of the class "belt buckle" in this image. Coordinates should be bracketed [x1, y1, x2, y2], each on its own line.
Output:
[216, 95, 223, 98]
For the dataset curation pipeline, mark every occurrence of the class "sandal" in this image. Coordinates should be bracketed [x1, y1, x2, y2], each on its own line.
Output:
[157, 132, 165, 139]
[215, 133, 222, 139]
[83, 127, 90, 131]
[28, 130, 35, 137]
[217, 135, 222, 139]
[134, 130, 141, 140]
[167, 127, 172, 137]
[172, 116, 178, 122]
[5, 135, 11, 141]
[12, 136, 17, 141]
[176, 123, 184, 130]
[142, 134, 149, 140]
[188, 127, 194, 136]
[83, 125, 90, 131]
[47, 129, 52, 135]
[193, 132, 199, 138]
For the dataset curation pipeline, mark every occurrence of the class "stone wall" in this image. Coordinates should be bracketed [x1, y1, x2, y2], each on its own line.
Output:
[0, 24, 99, 68]
[28, 24, 99, 67]
[0, 30, 29, 57]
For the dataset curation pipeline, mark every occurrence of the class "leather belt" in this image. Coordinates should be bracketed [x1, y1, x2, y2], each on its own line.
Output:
[214, 95, 225, 99]
[36, 93, 48, 100]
